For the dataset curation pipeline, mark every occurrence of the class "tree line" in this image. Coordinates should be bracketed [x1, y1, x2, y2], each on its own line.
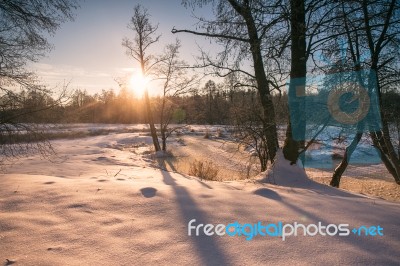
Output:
[0, 80, 290, 125]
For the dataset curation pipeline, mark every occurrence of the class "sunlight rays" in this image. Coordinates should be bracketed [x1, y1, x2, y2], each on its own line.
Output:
[129, 72, 149, 96]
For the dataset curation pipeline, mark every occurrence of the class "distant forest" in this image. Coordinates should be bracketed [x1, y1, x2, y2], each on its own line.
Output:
[2, 79, 400, 129]
[2, 79, 291, 125]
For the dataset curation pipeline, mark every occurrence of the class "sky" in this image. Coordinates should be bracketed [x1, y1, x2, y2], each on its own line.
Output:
[33, 0, 214, 95]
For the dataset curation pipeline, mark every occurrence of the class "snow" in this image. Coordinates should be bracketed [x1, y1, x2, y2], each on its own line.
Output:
[0, 131, 399, 265]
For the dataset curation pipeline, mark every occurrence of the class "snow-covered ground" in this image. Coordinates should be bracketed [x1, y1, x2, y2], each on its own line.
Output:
[1, 131, 399, 265]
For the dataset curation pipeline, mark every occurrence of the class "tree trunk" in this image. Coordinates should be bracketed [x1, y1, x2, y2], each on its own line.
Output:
[379, 111, 400, 183]
[160, 97, 166, 151]
[258, 142, 268, 171]
[144, 89, 160, 152]
[283, 0, 307, 164]
[362, 0, 400, 184]
[161, 126, 167, 151]
[370, 131, 400, 184]
[283, 122, 300, 165]
[330, 132, 363, 187]
[239, 5, 279, 163]
[162, 137, 166, 151]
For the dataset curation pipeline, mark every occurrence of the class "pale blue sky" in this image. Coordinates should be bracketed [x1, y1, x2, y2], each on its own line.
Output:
[34, 0, 214, 95]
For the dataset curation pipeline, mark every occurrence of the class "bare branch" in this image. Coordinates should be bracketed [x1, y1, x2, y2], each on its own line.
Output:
[171, 27, 250, 42]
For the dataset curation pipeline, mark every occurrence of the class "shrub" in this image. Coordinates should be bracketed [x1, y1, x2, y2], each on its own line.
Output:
[216, 128, 224, 138]
[204, 130, 210, 139]
[189, 160, 219, 181]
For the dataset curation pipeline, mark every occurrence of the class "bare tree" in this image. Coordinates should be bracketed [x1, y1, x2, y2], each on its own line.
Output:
[172, 0, 284, 163]
[282, 0, 400, 186]
[328, 0, 400, 186]
[282, 0, 353, 164]
[0, 0, 78, 163]
[153, 39, 198, 151]
[122, 4, 161, 152]
[363, 0, 400, 185]
[231, 93, 269, 171]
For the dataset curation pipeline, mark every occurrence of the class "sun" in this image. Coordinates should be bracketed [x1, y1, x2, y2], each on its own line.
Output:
[129, 72, 149, 96]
